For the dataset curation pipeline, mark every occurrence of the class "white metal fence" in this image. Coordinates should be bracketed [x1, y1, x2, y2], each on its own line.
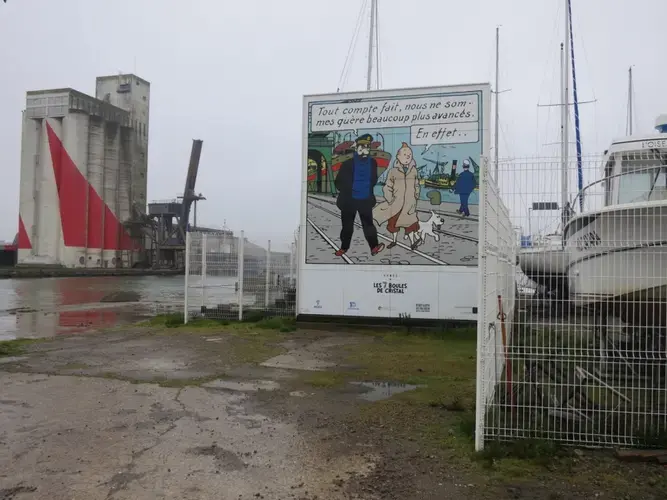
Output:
[184, 230, 298, 322]
[475, 160, 518, 451]
[477, 153, 667, 450]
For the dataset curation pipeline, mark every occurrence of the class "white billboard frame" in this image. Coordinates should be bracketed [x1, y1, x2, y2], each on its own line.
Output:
[299, 83, 491, 320]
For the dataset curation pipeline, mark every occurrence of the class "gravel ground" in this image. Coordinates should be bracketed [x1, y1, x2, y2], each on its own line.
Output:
[1, 324, 666, 500]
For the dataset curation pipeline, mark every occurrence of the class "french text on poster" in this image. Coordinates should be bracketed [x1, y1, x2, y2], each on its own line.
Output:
[411, 122, 479, 146]
[310, 94, 479, 133]
[374, 282, 408, 294]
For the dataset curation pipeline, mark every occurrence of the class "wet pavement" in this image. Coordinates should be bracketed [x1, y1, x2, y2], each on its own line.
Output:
[0, 329, 382, 500]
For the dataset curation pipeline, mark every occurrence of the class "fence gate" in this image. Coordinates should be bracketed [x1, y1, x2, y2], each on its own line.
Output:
[184, 230, 298, 322]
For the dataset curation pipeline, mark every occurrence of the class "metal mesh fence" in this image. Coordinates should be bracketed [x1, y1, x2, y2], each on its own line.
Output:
[184, 230, 297, 322]
[475, 159, 517, 451]
[478, 151, 667, 450]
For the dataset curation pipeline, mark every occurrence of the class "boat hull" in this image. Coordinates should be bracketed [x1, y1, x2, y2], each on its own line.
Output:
[565, 203, 667, 325]
[517, 247, 568, 295]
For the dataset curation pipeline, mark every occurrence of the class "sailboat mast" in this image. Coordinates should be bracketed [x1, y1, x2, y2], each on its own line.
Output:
[561, 0, 570, 226]
[494, 26, 500, 182]
[567, 0, 584, 212]
[366, 0, 377, 91]
[627, 66, 634, 135]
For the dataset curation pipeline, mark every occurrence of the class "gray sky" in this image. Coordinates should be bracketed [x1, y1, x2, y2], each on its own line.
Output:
[1, 0, 665, 248]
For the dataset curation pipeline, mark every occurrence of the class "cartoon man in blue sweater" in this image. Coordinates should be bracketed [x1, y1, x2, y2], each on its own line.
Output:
[454, 159, 476, 217]
[333, 134, 385, 257]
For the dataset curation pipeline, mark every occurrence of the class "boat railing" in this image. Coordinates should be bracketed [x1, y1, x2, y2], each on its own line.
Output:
[569, 163, 667, 219]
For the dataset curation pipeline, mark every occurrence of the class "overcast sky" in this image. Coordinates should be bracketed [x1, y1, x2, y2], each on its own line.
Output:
[1, 0, 665, 248]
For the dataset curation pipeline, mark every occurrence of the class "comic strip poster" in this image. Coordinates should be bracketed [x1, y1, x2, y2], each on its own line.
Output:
[299, 84, 490, 319]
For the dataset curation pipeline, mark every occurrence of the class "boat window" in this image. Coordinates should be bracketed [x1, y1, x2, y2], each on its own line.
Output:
[603, 157, 614, 206]
[617, 150, 667, 204]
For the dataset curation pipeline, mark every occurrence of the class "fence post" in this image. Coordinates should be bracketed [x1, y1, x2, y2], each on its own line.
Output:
[289, 239, 294, 286]
[475, 158, 489, 452]
[265, 239, 271, 310]
[238, 230, 244, 321]
[201, 233, 208, 312]
[184, 231, 191, 324]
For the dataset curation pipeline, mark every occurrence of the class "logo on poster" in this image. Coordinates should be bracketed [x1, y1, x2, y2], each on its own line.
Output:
[374, 281, 408, 294]
[314, 300, 322, 309]
[348, 301, 359, 311]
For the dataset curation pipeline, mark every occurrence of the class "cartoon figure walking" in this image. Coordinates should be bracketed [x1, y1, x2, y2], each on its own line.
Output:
[454, 159, 476, 217]
[333, 134, 385, 257]
[373, 142, 421, 250]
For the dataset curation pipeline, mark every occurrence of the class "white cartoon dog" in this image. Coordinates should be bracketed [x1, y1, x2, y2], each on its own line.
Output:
[405, 211, 445, 245]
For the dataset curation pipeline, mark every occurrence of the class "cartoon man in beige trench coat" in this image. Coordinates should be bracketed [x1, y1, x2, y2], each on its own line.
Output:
[373, 142, 421, 250]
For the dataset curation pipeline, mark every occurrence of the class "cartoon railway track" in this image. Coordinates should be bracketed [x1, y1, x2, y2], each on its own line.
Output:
[308, 197, 478, 245]
[307, 200, 451, 265]
[306, 217, 354, 264]
[308, 193, 479, 225]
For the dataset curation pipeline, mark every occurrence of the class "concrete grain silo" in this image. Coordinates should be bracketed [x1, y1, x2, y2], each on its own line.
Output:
[16, 74, 150, 269]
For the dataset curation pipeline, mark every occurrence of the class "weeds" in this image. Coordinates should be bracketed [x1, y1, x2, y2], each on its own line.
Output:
[0, 338, 39, 357]
[143, 313, 296, 332]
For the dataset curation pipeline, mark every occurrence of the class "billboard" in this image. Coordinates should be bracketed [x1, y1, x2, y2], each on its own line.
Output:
[299, 83, 491, 319]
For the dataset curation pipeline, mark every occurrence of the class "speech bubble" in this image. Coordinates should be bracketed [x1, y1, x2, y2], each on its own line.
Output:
[310, 94, 480, 133]
[411, 122, 479, 146]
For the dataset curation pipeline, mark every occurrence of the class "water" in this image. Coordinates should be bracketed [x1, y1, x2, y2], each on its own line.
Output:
[0, 275, 239, 340]
[373, 185, 479, 205]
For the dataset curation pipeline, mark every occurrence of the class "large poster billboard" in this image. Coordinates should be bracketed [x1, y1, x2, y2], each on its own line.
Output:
[299, 84, 490, 319]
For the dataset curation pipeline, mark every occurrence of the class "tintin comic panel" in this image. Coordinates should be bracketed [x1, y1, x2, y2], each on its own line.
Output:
[302, 85, 487, 268]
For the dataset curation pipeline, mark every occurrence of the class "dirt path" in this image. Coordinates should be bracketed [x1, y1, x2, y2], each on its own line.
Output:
[1, 323, 666, 500]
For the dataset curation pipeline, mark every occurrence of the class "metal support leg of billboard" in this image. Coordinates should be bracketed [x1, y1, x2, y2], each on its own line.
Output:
[237, 230, 245, 321]
[184, 231, 191, 324]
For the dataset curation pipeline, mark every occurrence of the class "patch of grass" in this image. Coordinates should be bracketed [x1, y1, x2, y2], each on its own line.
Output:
[141, 313, 295, 333]
[0, 338, 41, 357]
[477, 439, 565, 465]
[304, 326, 609, 485]
[224, 331, 285, 364]
[304, 371, 349, 388]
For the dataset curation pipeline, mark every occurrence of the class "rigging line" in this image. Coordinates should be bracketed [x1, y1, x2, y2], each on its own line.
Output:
[536, 1, 563, 111]
[340, 0, 368, 91]
[340, 7, 366, 92]
[337, 0, 368, 92]
[374, 0, 381, 89]
[339, 0, 367, 89]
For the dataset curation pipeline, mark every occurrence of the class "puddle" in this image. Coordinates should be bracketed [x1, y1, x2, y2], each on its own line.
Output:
[350, 381, 422, 401]
[202, 379, 280, 392]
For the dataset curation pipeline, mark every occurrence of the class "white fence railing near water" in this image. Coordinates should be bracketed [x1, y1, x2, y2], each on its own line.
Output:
[184, 231, 297, 322]
[475, 160, 518, 451]
[479, 154, 667, 450]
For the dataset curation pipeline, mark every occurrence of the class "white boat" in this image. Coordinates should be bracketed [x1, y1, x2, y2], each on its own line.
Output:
[564, 115, 667, 326]
[518, 234, 569, 296]
[517, 23, 574, 298]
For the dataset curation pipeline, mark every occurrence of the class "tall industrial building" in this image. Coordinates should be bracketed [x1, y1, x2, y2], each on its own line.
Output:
[17, 74, 150, 268]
